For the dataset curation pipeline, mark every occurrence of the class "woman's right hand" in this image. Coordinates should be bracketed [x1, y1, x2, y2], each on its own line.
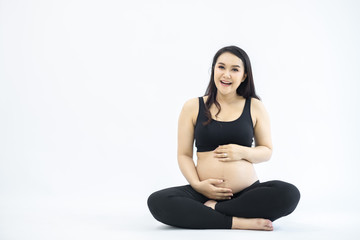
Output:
[193, 179, 233, 200]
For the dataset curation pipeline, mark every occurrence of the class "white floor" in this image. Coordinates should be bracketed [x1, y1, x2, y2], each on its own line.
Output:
[1, 195, 359, 240]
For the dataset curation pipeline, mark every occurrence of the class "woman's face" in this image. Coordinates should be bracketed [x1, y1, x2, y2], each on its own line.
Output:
[214, 52, 247, 96]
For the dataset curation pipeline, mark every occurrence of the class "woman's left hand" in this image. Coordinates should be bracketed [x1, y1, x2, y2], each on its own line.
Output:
[213, 144, 247, 162]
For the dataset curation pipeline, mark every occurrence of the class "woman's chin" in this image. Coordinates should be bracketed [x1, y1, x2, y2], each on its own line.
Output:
[217, 89, 235, 95]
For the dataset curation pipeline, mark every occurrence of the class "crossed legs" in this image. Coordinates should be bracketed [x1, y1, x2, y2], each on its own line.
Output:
[147, 180, 300, 230]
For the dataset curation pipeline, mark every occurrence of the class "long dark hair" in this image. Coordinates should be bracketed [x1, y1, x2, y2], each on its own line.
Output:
[204, 45, 261, 125]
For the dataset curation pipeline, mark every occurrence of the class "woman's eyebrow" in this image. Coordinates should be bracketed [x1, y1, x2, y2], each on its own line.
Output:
[217, 62, 241, 68]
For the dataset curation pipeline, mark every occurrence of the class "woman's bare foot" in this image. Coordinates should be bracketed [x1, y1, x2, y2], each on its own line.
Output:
[232, 217, 273, 231]
[204, 201, 273, 231]
[204, 200, 217, 210]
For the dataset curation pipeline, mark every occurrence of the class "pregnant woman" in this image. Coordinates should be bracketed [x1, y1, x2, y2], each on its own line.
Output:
[147, 45, 300, 230]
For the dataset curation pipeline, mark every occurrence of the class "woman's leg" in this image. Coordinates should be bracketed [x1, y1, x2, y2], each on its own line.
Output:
[215, 180, 300, 221]
[147, 185, 232, 229]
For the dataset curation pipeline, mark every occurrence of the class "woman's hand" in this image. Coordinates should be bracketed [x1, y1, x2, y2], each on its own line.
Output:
[213, 144, 247, 162]
[193, 179, 233, 200]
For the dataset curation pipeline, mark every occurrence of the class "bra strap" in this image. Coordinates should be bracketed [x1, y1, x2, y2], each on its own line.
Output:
[199, 97, 205, 109]
[245, 97, 254, 127]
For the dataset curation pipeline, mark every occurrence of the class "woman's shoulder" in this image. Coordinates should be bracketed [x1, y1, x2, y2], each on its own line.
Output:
[180, 97, 202, 125]
[181, 96, 203, 115]
[182, 97, 199, 109]
[249, 97, 269, 124]
[249, 97, 265, 110]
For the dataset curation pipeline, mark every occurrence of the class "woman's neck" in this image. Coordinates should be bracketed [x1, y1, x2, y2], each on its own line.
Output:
[216, 92, 242, 105]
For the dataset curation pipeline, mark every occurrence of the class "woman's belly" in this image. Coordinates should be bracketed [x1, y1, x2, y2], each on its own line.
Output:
[196, 151, 259, 194]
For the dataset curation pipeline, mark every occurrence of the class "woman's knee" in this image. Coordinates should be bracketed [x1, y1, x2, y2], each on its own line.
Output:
[147, 189, 169, 218]
[276, 181, 301, 214]
[148, 187, 182, 223]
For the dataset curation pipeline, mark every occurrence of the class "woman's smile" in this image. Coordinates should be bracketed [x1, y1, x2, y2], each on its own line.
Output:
[220, 80, 232, 86]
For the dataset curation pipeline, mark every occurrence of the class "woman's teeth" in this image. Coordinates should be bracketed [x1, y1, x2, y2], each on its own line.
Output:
[220, 80, 232, 86]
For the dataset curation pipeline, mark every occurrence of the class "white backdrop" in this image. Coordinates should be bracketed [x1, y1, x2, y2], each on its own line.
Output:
[1, 0, 360, 239]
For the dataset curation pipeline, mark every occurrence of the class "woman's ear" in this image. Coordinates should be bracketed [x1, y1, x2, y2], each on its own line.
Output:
[242, 73, 247, 82]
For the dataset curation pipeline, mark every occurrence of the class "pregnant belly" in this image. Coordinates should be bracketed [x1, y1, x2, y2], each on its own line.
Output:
[196, 151, 259, 194]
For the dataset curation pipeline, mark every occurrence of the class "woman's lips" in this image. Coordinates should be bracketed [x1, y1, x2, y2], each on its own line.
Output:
[220, 80, 232, 86]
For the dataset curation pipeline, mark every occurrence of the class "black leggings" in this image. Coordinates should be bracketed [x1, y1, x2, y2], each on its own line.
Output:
[147, 180, 300, 229]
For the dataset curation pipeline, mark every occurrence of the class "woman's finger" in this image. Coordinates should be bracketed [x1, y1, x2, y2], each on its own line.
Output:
[214, 187, 233, 193]
[214, 152, 228, 158]
[214, 146, 226, 153]
[213, 149, 223, 154]
[216, 193, 233, 200]
[218, 145, 228, 150]
[219, 192, 233, 197]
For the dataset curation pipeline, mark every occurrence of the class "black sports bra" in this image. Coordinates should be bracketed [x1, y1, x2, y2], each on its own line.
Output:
[194, 97, 254, 152]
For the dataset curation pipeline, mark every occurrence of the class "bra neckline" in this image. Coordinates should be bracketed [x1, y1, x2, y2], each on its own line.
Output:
[201, 97, 248, 123]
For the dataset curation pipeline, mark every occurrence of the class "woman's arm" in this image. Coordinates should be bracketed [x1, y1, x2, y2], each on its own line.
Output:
[247, 97, 273, 163]
[214, 98, 273, 164]
[177, 98, 201, 186]
[177, 98, 233, 200]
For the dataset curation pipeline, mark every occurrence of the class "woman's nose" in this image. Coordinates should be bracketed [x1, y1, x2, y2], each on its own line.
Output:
[224, 72, 231, 78]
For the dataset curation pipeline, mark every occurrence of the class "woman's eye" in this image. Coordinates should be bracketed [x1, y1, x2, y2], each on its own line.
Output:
[232, 69, 239, 72]
[218, 66, 225, 69]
